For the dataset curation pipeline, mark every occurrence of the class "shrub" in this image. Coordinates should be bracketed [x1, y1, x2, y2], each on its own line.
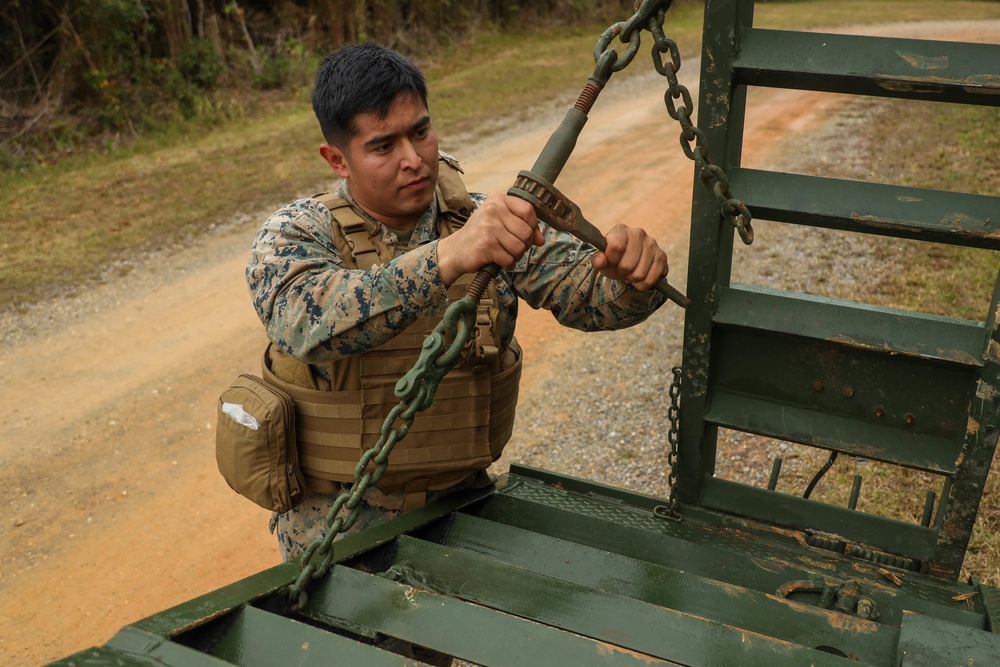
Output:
[177, 38, 224, 90]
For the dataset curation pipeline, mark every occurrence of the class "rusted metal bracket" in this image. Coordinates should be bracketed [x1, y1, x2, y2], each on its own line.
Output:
[777, 578, 881, 621]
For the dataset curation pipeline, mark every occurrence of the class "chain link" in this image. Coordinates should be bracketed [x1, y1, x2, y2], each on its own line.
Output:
[649, 22, 754, 244]
[592, 1, 753, 244]
[288, 287, 487, 609]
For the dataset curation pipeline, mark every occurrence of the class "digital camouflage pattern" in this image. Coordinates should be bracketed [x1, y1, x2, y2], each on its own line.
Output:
[270, 470, 497, 561]
[248, 169, 666, 559]
[247, 180, 666, 379]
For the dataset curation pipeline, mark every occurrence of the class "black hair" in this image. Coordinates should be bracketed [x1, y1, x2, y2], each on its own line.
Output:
[311, 42, 428, 148]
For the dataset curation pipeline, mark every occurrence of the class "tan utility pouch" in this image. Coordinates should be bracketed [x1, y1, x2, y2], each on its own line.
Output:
[215, 374, 306, 513]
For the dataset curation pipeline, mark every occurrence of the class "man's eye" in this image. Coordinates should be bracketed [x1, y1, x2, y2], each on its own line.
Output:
[414, 127, 429, 139]
[374, 143, 392, 153]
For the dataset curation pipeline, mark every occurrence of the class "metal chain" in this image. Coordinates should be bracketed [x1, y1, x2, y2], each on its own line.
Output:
[666, 366, 682, 511]
[287, 0, 739, 605]
[288, 271, 494, 609]
[654, 366, 682, 521]
[648, 21, 754, 244]
[591, 1, 753, 244]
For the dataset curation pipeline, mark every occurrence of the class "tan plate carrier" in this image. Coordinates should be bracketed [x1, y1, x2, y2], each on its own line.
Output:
[263, 154, 522, 505]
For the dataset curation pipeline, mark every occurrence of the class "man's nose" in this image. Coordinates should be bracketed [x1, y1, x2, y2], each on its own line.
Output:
[399, 140, 422, 170]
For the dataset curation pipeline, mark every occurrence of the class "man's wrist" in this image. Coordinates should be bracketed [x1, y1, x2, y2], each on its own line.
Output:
[436, 234, 462, 286]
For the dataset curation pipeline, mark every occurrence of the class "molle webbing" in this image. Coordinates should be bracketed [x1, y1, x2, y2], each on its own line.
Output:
[263, 340, 521, 493]
[314, 153, 476, 270]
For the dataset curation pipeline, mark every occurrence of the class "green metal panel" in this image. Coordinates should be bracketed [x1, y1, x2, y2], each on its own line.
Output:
[729, 169, 1000, 249]
[50, 643, 218, 667]
[735, 29, 1000, 106]
[931, 280, 1000, 575]
[210, 606, 432, 666]
[699, 478, 939, 560]
[481, 471, 983, 626]
[714, 286, 985, 367]
[301, 565, 682, 666]
[677, 0, 754, 506]
[371, 536, 870, 666]
[44, 469, 1000, 666]
[435, 515, 899, 662]
[680, 0, 1000, 580]
[899, 612, 1000, 665]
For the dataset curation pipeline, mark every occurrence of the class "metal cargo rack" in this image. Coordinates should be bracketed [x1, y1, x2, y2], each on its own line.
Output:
[54, 0, 1000, 665]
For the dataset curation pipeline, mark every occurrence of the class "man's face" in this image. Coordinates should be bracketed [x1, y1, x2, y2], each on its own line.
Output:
[320, 92, 440, 232]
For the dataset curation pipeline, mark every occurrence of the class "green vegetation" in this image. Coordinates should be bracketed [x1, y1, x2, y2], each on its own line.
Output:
[1, 1, 637, 168]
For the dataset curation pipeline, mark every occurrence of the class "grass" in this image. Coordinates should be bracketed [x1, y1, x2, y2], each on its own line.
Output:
[745, 96, 1000, 584]
[753, 0, 1000, 29]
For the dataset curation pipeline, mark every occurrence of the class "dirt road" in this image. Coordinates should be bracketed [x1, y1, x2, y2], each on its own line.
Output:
[2, 21, 997, 666]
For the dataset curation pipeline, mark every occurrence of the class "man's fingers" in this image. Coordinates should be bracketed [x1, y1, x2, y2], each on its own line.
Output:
[594, 224, 669, 291]
[504, 192, 538, 225]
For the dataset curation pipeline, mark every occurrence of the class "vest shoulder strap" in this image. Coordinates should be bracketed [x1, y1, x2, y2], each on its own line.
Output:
[313, 152, 476, 269]
[312, 193, 388, 269]
[436, 151, 476, 229]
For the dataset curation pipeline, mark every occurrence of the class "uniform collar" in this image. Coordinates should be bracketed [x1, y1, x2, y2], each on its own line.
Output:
[337, 180, 440, 249]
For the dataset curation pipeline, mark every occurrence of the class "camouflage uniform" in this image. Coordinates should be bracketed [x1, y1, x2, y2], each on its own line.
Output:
[248, 176, 666, 561]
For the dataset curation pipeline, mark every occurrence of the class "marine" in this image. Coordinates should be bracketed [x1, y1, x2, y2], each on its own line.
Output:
[245, 41, 672, 563]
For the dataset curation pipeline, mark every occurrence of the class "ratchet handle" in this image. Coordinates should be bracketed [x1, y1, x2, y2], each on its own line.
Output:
[508, 171, 689, 308]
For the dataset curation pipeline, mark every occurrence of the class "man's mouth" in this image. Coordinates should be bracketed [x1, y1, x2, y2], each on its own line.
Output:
[403, 176, 428, 191]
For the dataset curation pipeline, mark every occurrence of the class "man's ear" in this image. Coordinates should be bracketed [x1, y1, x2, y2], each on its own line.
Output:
[319, 143, 350, 179]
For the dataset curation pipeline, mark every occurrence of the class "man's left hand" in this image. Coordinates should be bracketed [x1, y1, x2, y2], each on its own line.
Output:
[590, 224, 669, 292]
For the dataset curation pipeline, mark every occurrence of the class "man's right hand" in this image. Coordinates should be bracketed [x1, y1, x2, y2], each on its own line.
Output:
[437, 193, 544, 286]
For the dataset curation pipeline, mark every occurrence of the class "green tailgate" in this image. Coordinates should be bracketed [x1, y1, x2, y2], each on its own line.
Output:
[53, 467, 1000, 666]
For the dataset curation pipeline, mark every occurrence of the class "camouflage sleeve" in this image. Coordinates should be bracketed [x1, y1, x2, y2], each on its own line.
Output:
[509, 221, 667, 331]
[246, 199, 450, 363]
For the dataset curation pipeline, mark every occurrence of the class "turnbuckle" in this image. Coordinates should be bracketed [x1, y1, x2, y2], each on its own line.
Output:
[509, 170, 690, 308]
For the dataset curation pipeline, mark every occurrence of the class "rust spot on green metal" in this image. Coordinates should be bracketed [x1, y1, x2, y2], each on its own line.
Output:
[594, 641, 663, 664]
[768, 525, 811, 547]
[830, 333, 983, 366]
[749, 558, 786, 575]
[964, 73, 1000, 91]
[976, 379, 998, 400]
[986, 340, 1000, 363]
[877, 80, 946, 94]
[942, 213, 977, 227]
[825, 609, 879, 634]
[895, 51, 949, 70]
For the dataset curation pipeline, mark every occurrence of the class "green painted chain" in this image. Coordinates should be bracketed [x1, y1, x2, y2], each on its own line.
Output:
[288, 267, 498, 609]
[650, 18, 754, 244]
[593, 0, 753, 245]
